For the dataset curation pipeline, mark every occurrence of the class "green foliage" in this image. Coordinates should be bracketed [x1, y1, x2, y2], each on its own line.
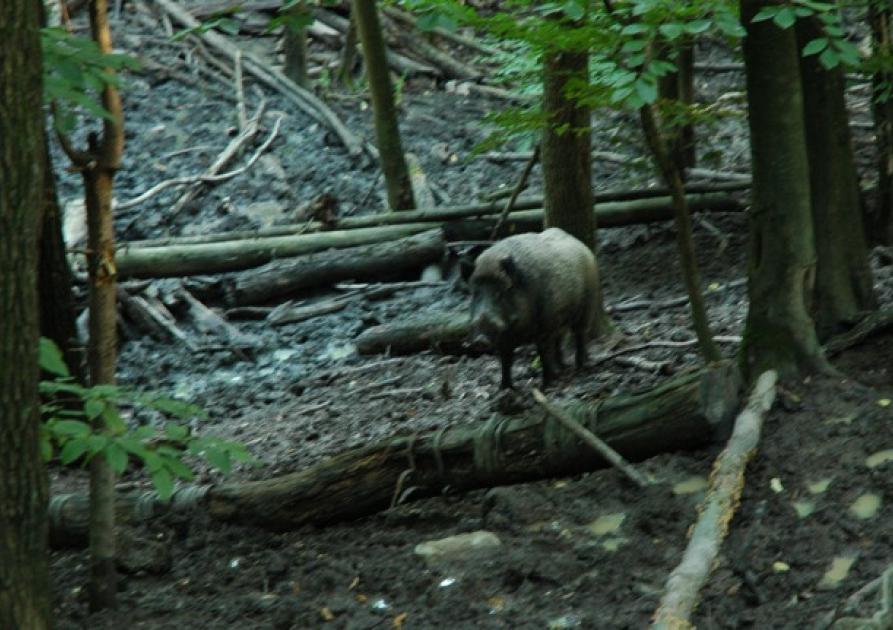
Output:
[39, 338, 253, 501]
[751, 1, 861, 70]
[41, 27, 139, 133]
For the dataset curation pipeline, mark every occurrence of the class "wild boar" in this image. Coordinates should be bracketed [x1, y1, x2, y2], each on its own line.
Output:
[469, 227, 600, 388]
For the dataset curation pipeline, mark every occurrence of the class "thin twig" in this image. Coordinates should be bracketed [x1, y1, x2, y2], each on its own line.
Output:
[489, 144, 540, 240]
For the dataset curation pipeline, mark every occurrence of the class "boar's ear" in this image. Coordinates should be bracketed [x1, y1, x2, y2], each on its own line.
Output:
[499, 254, 526, 287]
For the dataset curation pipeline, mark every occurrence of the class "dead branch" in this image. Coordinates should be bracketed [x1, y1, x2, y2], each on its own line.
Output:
[154, 0, 365, 156]
[490, 144, 540, 240]
[652, 370, 778, 630]
[381, 6, 499, 57]
[532, 389, 652, 488]
[823, 310, 893, 357]
[116, 104, 272, 210]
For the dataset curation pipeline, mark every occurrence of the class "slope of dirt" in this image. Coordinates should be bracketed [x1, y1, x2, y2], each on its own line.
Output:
[48, 3, 893, 629]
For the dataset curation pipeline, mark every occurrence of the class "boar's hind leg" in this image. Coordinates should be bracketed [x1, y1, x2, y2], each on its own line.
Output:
[498, 344, 515, 389]
[573, 325, 588, 368]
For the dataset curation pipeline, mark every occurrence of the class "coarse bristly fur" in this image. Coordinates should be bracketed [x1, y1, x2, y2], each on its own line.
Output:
[469, 227, 600, 388]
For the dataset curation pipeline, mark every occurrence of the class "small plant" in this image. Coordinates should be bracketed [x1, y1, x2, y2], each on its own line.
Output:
[39, 338, 253, 500]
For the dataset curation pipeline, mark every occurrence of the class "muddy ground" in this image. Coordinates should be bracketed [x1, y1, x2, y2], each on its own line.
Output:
[48, 2, 893, 629]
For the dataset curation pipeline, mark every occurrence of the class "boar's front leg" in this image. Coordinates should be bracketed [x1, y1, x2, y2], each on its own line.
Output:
[497, 343, 515, 389]
[536, 336, 560, 386]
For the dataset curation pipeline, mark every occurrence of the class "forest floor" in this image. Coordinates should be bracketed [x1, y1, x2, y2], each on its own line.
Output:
[48, 2, 893, 629]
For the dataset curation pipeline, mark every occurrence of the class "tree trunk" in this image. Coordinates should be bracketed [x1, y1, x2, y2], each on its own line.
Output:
[39, 135, 83, 380]
[640, 104, 720, 362]
[541, 46, 612, 336]
[84, 0, 124, 611]
[869, 4, 893, 245]
[337, 8, 359, 87]
[282, 2, 310, 89]
[739, 0, 828, 379]
[657, 41, 696, 176]
[797, 14, 876, 340]
[351, 0, 414, 210]
[0, 0, 52, 626]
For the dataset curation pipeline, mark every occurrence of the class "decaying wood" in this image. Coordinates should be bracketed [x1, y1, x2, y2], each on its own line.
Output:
[117, 287, 198, 350]
[226, 228, 446, 304]
[155, 0, 365, 156]
[122, 191, 746, 252]
[381, 6, 499, 57]
[387, 15, 481, 80]
[532, 388, 653, 488]
[45, 362, 742, 543]
[117, 222, 436, 278]
[177, 286, 260, 349]
[490, 144, 540, 239]
[406, 153, 436, 209]
[355, 312, 474, 356]
[207, 361, 741, 528]
[267, 296, 350, 326]
[686, 167, 752, 182]
[652, 370, 778, 630]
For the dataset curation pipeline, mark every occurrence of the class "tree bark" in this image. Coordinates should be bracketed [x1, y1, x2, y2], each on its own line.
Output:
[39, 134, 83, 380]
[657, 41, 697, 176]
[0, 0, 52, 626]
[337, 8, 359, 87]
[797, 14, 876, 340]
[739, 0, 828, 379]
[352, 0, 414, 210]
[869, 4, 893, 244]
[84, 0, 124, 610]
[541, 45, 613, 336]
[282, 2, 310, 89]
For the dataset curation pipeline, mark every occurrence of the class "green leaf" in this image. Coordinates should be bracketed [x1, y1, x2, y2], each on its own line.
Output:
[621, 39, 646, 53]
[802, 37, 828, 56]
[40, 430, 54, 461]
[659, 23, 685, 41]
[684, 20, 712, 35]
[84, 398, 104, 420]
[635, 77, 658, 104]
[164, 457, 195, 481]
[105, 442, 129, 474]
[204, 447, 232, 475]
[151, 468, 175, 501]
[51, 419, 92, 438]
[165, 423, 190, 442]
[752, 6, 780, 22]
[102, 404, 127, 434]
[620, 23, 647, 36]
[819, 47, 840, 69]
[39, 337, 70, 377]
[562, 1, 584, 20]
[60, 439, 89, 464]
[86, 434, 109, 455]
[773, 7, 796, 29]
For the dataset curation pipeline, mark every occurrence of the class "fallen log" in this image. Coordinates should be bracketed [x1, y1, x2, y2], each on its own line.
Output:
[355, 311, 473, 355]
[118, 192, 744, 279]
[652, 370, 777, 630]
[226, 228, 446, 304]
[47, 362, 742, 542]
[116, 222, 435, 278]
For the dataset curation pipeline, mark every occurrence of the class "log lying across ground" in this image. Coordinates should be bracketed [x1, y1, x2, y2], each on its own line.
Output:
[47, 362, 741, 542]
[127, 183, 749, 250]
[355, 312, 474, 355]
[116, 222, 435, 278]
[117, 192, 745, 278]
[226, 228, 446, 304]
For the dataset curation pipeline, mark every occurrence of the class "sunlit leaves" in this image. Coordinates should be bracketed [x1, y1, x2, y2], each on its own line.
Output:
[40, 337, 252, 502]
[41, 27, 138, 133]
